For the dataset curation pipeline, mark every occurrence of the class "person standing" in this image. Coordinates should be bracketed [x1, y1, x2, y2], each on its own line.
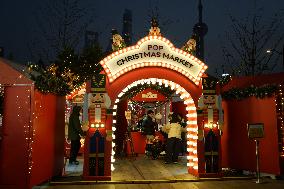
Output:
[142, 110, 156, 155]
[178, 114, 187, 155]
[68, 106, 84, 165]
[162, 113, 186, 164]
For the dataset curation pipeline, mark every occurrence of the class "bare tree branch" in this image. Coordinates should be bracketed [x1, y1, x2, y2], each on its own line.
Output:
[220, 6, 284, 76]
[30, 0, 94, 63]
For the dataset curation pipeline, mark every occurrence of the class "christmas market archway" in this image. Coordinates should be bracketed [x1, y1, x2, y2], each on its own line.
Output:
[97, 34, 208, 177]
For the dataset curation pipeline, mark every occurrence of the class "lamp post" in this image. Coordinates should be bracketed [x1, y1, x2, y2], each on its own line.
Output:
[266, 45, 284, 71]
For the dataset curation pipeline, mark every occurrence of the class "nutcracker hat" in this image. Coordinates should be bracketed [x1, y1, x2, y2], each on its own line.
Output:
[202, 76, 218, 95]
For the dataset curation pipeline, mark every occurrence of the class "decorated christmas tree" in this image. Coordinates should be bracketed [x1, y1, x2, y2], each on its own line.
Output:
[28, 43, 103, 96]
[79, 43, 104, 80]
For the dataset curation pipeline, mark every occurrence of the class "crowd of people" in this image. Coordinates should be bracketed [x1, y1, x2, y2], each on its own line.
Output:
[140, 110, 187, 164]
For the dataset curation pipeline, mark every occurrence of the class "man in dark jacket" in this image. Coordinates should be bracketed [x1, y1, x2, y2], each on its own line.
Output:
[142, 110, 156, 155]
[68, 106, 84, 165]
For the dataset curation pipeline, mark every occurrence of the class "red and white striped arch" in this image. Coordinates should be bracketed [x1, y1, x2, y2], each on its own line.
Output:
[110, 78, 199, 171]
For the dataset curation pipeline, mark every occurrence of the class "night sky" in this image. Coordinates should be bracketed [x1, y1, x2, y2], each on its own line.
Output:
[0, 0, 283, 75]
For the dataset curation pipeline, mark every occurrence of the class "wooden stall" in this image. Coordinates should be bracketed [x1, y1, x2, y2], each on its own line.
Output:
[0, 58, 65, 189]
[221, 73, 284, 176]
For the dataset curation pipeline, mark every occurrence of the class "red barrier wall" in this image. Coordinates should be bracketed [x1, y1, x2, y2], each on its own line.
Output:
[222, 97, 280, 174]
[221, 72, 284, 175]
[0, 86, 32, 188]
[0, 87, 65, 188]
[29, 92, 65, 188]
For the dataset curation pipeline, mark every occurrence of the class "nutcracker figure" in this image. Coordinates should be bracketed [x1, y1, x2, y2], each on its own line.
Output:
[198, 77, 223, 174]
[83, 74, 111, 180]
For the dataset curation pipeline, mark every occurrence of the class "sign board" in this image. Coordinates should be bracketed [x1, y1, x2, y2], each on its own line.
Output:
[100, 36, 207, 84]
[247, 123, 264, 139]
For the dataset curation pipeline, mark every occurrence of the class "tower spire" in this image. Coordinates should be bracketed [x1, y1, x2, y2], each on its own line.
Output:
[122, 9, 133, 46]
[198, 0, 203, 23]
[193, 0, 208, 61]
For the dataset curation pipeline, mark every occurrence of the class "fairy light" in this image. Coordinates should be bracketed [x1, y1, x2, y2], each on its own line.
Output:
[7, 84, 36, 176]
[111, 78, 199, 172]
[66, 83, 86, 101]
[100, 36, 207, 85]
[276, 84, 284, 157]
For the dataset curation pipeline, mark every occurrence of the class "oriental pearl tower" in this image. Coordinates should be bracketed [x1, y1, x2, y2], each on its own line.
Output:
[193, 0, 208, 61]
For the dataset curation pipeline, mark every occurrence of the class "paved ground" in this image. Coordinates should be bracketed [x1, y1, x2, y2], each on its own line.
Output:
[34, 178, 284, 189]
[34, 155, 284, 189]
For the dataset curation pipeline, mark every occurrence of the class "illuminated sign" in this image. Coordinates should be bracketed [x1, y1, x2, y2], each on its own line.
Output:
[100, 35, 208, 85]
[142, 92, 157, 99]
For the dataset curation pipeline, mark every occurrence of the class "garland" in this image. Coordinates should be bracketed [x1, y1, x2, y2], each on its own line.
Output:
[120, 83, 175, 100]
[218, 75, 232, 86]
[28, 64, 82, 96]
[130, 100, 170, 109]
[221, 84, 278, 100]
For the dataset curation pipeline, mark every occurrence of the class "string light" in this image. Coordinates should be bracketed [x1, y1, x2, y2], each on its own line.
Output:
[276, 84, 284, 157]
[111, 78, 198, 173]
[100, 36, 207, 85]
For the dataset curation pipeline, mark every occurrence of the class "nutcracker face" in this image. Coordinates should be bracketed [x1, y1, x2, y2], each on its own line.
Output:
[88, 93, 105, 108]
[92, 93, 105, 104]
[203, 94, 216, 107]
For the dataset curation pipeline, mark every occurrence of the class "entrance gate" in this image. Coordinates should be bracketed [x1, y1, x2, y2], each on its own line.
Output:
[82, 32, 223, 180]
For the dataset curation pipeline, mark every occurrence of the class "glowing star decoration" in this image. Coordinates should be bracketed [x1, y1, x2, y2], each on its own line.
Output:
[100, 36, 207, 85]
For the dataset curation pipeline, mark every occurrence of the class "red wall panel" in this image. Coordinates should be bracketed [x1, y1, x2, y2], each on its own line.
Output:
[222, 97, 280, 175]
[29, 92, 65, 188]
[0, 87, 65, 189]
[0, 86, 32, 188]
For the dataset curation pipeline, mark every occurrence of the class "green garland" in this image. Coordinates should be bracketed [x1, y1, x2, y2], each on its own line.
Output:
[130, 100, 170, 109]
[120, 83, 175, 100]
[221, 84, 278, 100]
[218, 75, 232, 86]
[28, 64, 79, 96]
